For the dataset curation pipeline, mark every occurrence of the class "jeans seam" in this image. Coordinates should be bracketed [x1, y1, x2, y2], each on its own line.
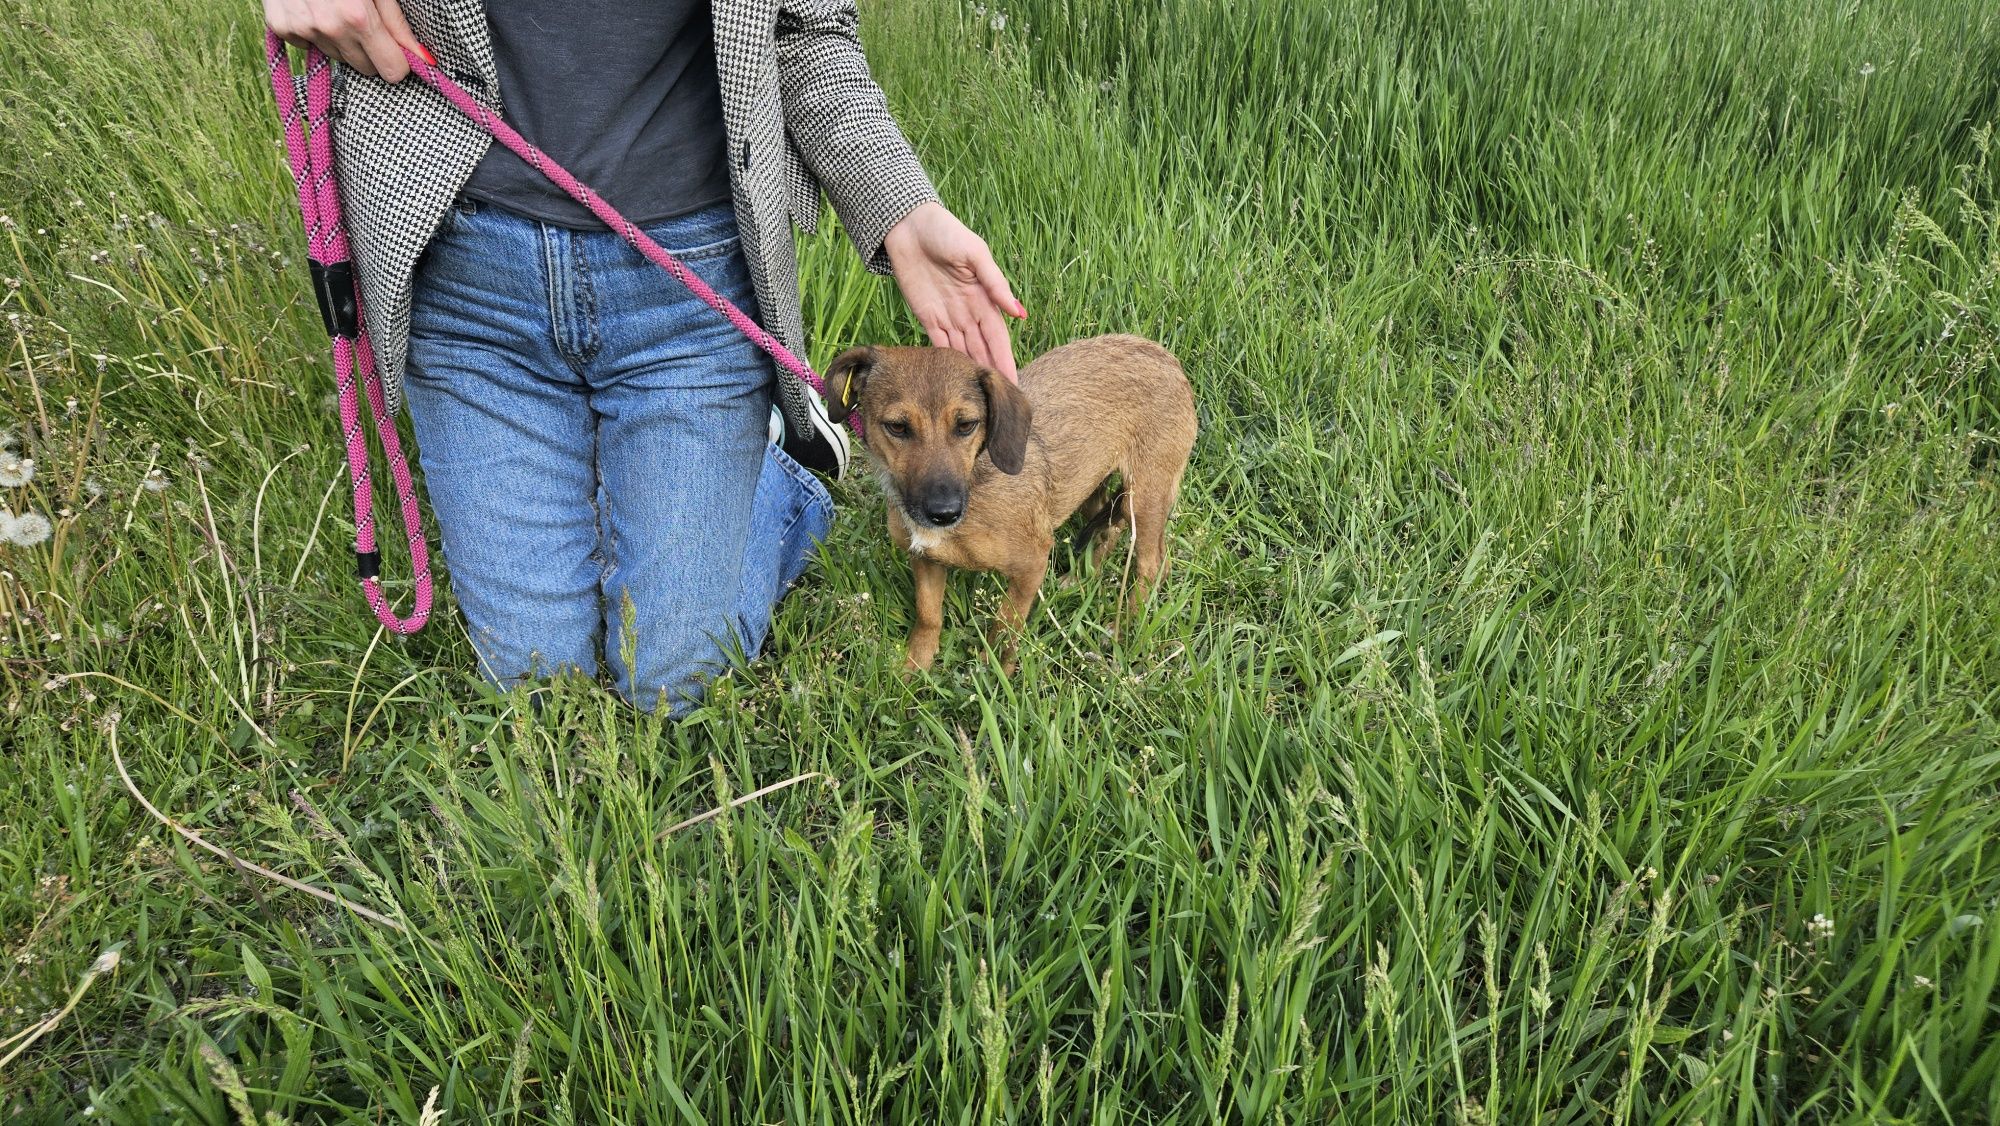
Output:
[665, 234, 742, 263]
[540, 224, 584, 377]
[573, 234, 601, 368]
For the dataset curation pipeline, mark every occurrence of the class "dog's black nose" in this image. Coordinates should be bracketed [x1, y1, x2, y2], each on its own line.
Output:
[922, 497, 965, 526]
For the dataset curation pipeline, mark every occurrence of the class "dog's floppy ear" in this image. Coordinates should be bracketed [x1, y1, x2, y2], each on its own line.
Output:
[822, 346, 877, 425]
[976, 367, 1033, 475]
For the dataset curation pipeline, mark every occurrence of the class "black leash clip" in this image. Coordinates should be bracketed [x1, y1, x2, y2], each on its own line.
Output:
[310, 259, 360, 339]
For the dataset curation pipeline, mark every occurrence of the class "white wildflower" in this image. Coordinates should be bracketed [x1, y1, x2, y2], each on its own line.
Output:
[1806, 912, 1834, 941]
[4, 511, 50, 547]
[990, 12, 1006, 30]
[0, 456, 31, 487]
[1913, 974, 1933, 989]
[1859, 62, 1876, 77]
[1100, 80, 1115, 93]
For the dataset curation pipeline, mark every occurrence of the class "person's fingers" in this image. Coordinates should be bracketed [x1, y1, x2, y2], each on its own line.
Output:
[943, 294, 984, 360]
[914, 309, 946, 350]
[975, 309, 1017, 383]
[264, 0, 312, 43]
[934, 307, 967, 355]
[328, 29, 380, 75]
[355, 5, 409, 80]
[971, 253, 1026, 320]
[957, 319, 993, 369]
[362, 32, 409, 80]
[375, 0, 424, 56]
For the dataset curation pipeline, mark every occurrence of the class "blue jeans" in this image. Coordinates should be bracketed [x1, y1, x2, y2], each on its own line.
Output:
[403, 198, 832, 713]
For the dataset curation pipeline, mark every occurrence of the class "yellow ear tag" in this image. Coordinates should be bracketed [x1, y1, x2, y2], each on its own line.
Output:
[841, 379, 855, 409]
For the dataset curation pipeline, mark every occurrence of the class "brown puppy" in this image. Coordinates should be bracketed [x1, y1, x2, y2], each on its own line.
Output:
[822, 334, 1197, 671]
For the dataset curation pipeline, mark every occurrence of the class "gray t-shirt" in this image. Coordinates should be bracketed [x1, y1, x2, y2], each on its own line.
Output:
[463, 0, 734, 229]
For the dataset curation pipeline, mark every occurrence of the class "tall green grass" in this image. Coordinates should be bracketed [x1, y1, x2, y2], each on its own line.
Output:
[3, 0, 1997, 1120]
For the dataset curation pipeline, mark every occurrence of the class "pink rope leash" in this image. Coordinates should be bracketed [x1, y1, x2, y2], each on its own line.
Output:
[267, 36, 432, 634]
[266, 37, 846, 635]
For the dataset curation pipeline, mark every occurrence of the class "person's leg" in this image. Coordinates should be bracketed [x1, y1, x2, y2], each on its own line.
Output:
[735, 443, 834, 658]
[402, 200, 604, 686]
[586, 204, 793, 711]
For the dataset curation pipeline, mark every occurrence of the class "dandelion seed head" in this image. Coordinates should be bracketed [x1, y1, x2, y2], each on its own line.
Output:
[1859, 62, 1876, 76]
[8, 511, 52, 546]
[142, 467, 171, 493]
[991, 12, 1006, 30]
[0, 457, 31, 488]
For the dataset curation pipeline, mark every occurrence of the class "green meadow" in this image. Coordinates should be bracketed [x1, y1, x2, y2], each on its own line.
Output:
[3, 0, 1998, 1119]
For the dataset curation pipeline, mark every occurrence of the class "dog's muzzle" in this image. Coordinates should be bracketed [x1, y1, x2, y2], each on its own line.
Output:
[909, 482, 968, 529]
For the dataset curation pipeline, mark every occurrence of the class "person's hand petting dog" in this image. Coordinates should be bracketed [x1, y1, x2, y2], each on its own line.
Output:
[884, 201, 1027, 383]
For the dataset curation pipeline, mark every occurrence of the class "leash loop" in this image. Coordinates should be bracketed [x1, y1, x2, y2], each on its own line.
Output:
[266, 34, 434, 634]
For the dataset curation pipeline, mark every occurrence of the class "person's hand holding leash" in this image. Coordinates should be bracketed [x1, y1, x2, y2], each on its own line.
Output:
[265, 0, 422, 81]
[884, 201, 1027, 383]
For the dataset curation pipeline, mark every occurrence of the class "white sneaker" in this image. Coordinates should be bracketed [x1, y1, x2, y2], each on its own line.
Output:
[777, 390, 851, 478]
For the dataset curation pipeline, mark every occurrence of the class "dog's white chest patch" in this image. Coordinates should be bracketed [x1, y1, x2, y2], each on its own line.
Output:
[907, 526, 946, 556]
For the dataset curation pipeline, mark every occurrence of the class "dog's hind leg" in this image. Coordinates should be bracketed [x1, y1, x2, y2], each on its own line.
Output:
[1122, 462, 1186, 619]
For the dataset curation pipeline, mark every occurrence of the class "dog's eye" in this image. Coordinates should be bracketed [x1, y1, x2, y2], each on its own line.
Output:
[954, 419, 980, 438]
[881, 420, 911, 439]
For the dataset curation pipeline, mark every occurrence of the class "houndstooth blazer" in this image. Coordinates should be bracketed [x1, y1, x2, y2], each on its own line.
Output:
[328, 0, 938, 429]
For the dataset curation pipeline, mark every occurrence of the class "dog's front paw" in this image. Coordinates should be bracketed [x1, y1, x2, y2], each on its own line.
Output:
[904, 630, 940, 673]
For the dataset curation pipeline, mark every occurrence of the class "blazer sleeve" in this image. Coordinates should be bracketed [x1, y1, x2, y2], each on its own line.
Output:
[774, 0, 940, 274]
